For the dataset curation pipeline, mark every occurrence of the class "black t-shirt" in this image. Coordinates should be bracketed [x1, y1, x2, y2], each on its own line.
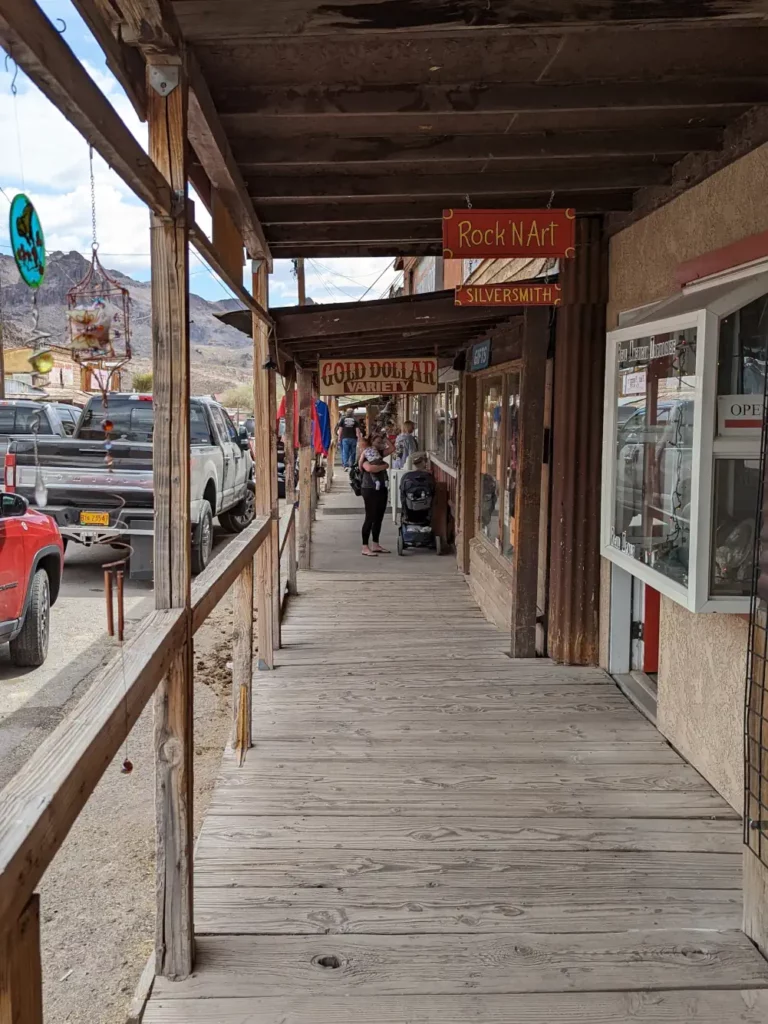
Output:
[337, 415, 360, 440]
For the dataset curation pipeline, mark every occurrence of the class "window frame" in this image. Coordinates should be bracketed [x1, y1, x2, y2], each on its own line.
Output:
[602, 271, 768, 614]
[473, 359, 523, 563]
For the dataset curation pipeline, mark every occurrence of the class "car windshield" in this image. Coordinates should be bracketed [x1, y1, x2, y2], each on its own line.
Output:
[77, 399, 213, 443]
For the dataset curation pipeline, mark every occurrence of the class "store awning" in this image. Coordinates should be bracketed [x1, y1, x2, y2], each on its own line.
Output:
[219, 288, 521, 363]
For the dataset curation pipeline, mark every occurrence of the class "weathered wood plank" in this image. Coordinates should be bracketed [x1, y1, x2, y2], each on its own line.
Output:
[253, 260, 275, 671]
[220, 760, 710, 792]
[193, 849, 740, 890]
[251, 692, 638, 714]
[197, 814, 743, 854]
[194, 885, 741, 935]
[151, 930, 768, 998]
[232, 560, 254, 758]
[142, 989, 768, 1024]
[297, 367, 313, 570]
[209, 788, 733, 819]
[0, 895, 42, 1024]
[148, 57, 194, 981]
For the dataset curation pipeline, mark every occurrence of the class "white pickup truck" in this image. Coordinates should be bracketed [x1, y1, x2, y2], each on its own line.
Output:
[6, 393, 255, 578]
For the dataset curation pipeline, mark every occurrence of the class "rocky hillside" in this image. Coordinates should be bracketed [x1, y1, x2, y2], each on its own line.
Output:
[0, 250, 253, 393]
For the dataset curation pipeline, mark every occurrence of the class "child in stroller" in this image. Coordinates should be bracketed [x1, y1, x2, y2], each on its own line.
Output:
[397, 457, 440, 555]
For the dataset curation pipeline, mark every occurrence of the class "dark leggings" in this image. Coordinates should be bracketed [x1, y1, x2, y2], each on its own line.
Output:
[362, 486, 388, 545]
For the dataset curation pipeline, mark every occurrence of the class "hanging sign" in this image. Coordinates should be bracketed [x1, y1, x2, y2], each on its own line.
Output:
[319, 358, 438, 396]
[442, 208, 576, 259]
[9, 193, 45, 288]
[455, 282, 561, 306]
[717, 394, 764, 436]
[469, 339, 491, 372]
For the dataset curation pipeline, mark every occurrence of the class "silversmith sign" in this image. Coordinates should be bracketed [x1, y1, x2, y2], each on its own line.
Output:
[319, 358, 438, 395]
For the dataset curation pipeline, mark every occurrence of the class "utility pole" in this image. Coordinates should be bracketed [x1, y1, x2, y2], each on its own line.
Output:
[295, 257, 306, 306]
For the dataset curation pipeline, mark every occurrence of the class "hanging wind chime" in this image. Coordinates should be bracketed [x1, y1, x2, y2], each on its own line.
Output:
[65, 147, 134, 774]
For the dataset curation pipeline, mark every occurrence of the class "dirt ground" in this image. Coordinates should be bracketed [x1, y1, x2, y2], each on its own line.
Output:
[37, 599, 236, 1024]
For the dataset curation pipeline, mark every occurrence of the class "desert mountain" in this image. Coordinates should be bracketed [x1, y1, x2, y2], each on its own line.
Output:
[0, 250, 252, 394]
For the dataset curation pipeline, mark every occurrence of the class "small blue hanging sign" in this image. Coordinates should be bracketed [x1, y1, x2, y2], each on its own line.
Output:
[9, 193, 45, 288]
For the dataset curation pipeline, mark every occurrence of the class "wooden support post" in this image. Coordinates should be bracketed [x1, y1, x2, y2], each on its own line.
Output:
[548, 216, 608, 665]
[253, 260, 275, 670]
[0, 895, 43, 1024]
[297, 366, 313, 570]
[455, 371, 478, 575]
[232, 559, 253, 761]
[148, 57, 194, 981]
[284, 363, 298, 596]
[510, 307, 549, 658]
[268, 355, 281, 650]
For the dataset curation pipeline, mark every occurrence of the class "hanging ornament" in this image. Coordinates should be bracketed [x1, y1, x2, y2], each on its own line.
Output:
[66, 147, 131, 375]
[9, 193, 45, 289]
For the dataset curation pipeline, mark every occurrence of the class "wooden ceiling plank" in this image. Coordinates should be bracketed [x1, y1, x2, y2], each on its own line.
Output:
[247, 165, 670, 200]
[256, 192, 635, 222]
[267, 223, 443, 244]
[173, 1, 766, 40]
[0, 0, 173, 216]
[233, 127, 721, 168]
[216, 80, 768, 119]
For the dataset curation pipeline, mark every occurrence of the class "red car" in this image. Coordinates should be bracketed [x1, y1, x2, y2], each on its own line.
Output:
[0, 491, 64, 667]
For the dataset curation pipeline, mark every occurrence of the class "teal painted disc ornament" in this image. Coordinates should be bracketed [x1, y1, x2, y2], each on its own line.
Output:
[9, 193, 45, 288]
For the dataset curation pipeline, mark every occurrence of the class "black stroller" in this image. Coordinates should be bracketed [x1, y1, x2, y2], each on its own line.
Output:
[397, 470, 439, 555]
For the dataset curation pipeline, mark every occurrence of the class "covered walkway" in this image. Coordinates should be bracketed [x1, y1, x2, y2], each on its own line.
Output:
[144, 476, 768, 1023]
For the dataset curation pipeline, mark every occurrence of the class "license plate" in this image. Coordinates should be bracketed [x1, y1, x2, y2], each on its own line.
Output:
[80, 511, 110, 526]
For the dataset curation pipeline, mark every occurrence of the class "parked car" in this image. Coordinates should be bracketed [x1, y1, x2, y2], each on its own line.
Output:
[7, 394, 255, 579]
[0, 491, 64, 667]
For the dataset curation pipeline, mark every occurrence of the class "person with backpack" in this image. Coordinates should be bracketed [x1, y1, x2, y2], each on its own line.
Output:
[359, 431, 394, 557]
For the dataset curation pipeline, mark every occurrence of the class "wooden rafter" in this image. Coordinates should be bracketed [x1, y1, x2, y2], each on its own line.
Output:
[0, 0, 173, 217]
[69, 0, 147, 118]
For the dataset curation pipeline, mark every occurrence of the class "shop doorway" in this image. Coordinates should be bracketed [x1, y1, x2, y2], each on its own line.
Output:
[609, 564, 660, 721]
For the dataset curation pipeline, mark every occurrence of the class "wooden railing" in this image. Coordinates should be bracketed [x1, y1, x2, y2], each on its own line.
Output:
[0, 509, 296, 1019]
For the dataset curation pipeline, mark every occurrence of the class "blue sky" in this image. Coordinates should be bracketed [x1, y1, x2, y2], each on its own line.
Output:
[0, 0, 398, 306]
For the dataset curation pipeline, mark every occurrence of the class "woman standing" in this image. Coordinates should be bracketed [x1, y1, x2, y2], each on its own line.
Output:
[360, 431, 394, 557]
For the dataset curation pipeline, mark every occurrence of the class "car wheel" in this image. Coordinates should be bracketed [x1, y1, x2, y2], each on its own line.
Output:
[192, 500, 214, 574]
[10, 569, 50, 667]
[218, 489, 256, 534]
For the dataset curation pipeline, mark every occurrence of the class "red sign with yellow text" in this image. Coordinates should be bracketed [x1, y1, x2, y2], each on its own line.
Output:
[455, 282, 561, 307]
[442, 208, 576, 259]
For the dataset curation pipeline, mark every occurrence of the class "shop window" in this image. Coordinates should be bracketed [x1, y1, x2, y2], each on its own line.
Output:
[479, 377, 503, 547]
[603, 271, 768, 613]
[503, 373, 521, 558]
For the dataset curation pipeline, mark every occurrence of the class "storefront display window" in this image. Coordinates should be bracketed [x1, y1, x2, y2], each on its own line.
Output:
[479, 377, 503, 546]
[612, 327, 697, 589]
[603, 269, 768, 613]
[503, 374, 521, 558]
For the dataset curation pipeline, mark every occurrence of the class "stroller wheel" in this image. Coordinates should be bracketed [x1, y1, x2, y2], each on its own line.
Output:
[397, 532, 404, 556]
[435, 535, 442, 556]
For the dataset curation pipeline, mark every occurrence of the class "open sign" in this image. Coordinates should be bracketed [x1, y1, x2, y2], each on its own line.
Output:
[717, 394, 764, 436]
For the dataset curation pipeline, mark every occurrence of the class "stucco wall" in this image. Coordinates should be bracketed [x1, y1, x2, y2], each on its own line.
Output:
[605, 144, 768, 810]
[657, 598, 746, 811]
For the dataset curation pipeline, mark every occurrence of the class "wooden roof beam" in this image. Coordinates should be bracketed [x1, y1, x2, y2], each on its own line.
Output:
[109, 0, 272, 265]
[69, 0, 147, 118]
[0, 0, 173, 217]
[234, 128, 720, 169]
[247, 165, 670, 201]
[218, 80, 768, 119]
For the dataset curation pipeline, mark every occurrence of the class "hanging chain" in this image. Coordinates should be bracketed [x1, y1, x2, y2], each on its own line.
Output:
[465, 193, 473, 210]
[547, 190, 555, 210]
[89, 145, 98, 252]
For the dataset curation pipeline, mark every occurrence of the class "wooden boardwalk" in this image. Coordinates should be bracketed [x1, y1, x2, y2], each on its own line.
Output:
[145, 478, 768, 1022]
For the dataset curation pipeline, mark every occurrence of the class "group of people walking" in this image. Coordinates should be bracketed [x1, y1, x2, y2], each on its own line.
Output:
[335, 408, 421, 557]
